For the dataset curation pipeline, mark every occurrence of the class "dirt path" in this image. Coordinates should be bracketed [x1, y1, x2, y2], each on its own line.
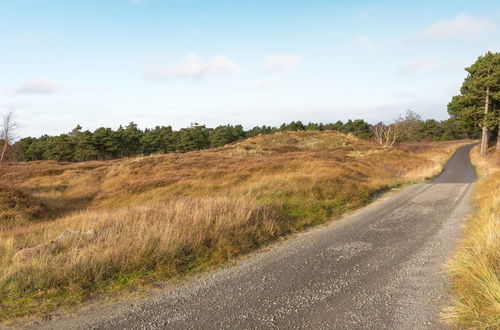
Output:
[27, 144, 477, 330]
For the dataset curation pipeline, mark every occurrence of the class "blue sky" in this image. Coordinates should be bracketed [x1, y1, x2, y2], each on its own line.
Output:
[1, 0, 499, 137]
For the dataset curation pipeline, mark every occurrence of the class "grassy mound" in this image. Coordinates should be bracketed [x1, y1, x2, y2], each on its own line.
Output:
[225, 130, 371, 154]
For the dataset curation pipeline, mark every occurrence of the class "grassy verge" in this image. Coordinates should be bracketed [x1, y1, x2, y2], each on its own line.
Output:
[0, 132, 470, 321]
[443, 147, 500, 328]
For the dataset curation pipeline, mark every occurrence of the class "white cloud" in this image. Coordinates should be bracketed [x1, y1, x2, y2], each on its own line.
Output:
[353, 36, 377, 53]
[398, 55, 470, 75]
[418, 14, 495, 40]
[358, 5, 374, 21]
[261, 54, 301, 72]
[398, 56, 441, 75]
[245, 77, 284, 90]
[0, 33, 34, 47]
[146, 54, 239, 80]
[11, 79, 63, 95]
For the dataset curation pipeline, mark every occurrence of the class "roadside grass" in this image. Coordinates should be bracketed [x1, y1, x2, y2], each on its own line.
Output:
[0, 131, 470, 320]
[443, 147, 500, 329]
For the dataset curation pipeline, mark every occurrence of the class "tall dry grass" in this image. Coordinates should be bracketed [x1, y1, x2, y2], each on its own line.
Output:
[443, 148, 500, 328]
[1, 197, 288, 318]
[0, 131, 471, 319]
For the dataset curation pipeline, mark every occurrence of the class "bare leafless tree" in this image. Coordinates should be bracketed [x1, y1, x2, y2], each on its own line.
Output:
[1, 111, 17, 162]
[372, 122, 400, 147]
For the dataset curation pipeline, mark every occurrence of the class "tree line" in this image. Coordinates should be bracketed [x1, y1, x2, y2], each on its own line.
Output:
[0, 115, 474, 162]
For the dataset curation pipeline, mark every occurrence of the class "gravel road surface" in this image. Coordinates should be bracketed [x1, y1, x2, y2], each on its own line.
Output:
[30, 143, 477, 330]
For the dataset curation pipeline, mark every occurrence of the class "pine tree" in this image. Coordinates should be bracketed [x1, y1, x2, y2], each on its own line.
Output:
[177, 124, 210, 152]
[448, 52, 500, 155]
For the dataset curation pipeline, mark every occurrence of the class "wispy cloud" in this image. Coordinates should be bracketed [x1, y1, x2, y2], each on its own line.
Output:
[399, 56, 441, 75]
[251, 76, 284, 90]
[358, 5, 374, 21]
[261, 54, 301, 72]
[398, 55, 472, 76]
[418, 14, 495, 40]
[0, 33, 34, 47]
[353, 36, 377, 53]
[146, 54, 239, 80]
[10, 79, 64, 95]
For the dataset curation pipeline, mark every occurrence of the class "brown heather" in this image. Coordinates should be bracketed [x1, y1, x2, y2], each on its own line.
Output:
[0, 131, 470, 319]
[443, 147, 500, 328]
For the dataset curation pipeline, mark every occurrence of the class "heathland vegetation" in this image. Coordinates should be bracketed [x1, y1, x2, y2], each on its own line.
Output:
[0, 131, 468, 319]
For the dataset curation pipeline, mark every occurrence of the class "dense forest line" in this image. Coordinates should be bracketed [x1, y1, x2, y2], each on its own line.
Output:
[7, 113, 477, 162]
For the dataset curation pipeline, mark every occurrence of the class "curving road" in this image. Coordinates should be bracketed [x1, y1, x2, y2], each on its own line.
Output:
[36, 144, 477, 330]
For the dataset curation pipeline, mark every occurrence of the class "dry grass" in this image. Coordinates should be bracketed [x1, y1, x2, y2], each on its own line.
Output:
[1, 197, 285, 318]
[0, 185, 48, 230]
[443, 147, 500, 329]
[0, 131, 470, 320]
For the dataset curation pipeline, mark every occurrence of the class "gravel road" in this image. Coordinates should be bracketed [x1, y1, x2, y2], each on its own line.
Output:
[30, 143, 477, 330]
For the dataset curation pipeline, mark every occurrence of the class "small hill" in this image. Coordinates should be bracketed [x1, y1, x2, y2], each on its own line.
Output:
[224, 130, 373, 154]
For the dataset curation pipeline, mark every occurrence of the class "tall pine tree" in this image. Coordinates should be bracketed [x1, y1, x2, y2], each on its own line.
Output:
[448, 52, 500, 155]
